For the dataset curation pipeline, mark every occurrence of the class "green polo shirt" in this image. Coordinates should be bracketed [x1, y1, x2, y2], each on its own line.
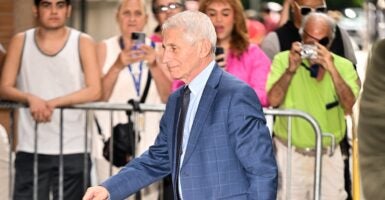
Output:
[267, 51, 360, 148]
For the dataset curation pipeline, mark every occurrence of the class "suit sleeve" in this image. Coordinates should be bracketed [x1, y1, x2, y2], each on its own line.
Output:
[101, 111, 171, 200]
[228, 85, 278, 200]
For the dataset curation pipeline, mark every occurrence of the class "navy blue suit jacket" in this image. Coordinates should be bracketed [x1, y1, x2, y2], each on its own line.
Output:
[102, 65, 278, 200]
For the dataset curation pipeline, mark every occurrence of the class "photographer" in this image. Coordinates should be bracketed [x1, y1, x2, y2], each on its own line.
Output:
[267, 12, 360, 200]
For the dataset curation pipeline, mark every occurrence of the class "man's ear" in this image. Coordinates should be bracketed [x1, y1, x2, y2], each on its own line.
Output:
[199, 39, 212, 58]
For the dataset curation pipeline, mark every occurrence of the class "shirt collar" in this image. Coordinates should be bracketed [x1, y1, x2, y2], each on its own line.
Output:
[187, 60, 215, 96]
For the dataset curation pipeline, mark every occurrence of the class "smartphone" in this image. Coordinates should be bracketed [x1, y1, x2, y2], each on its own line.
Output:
[215, 46, 224, 62]
[131, 32, 146, 50]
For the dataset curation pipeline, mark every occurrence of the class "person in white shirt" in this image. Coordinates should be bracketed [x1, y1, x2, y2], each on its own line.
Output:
[0, 0, 101, 199]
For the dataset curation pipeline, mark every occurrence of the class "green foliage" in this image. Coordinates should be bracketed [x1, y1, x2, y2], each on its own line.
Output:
[249, 0, 365, 9]
[326, 0, 364, 9]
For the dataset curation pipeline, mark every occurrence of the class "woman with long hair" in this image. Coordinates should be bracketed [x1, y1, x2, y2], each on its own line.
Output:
[173, 0, 271, 107]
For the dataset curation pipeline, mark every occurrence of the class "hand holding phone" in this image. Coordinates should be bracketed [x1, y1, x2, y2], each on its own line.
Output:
[131, 32, 146, 50]
[215, 46, 226, 67]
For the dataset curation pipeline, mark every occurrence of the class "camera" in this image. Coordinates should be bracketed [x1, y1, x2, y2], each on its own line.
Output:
[300, 44, 317, 59]
[131, 32, 146, 50]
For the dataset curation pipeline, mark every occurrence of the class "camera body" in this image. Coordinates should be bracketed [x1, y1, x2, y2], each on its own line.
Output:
[131, 32, 146, 50]
[300, 44, 317, 59]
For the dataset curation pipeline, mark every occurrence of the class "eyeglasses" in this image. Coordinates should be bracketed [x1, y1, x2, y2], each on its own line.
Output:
[154, 2, 183, 14]
[303, 30, 330, 46]
[294, 1, 327, 16]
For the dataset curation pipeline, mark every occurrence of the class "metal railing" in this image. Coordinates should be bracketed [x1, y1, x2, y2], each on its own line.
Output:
[1, 101, 165, 200]
[264, 108, 334, 200]
[1, 101, 328, 200]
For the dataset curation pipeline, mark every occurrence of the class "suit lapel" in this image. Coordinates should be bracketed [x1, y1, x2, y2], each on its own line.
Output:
[181, 65, 222, 167]
[172, 90, 183, 171]
[169, 90, 183, 198]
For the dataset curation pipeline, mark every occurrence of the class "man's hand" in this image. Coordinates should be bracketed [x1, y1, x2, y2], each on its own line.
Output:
[288, 42, 302, 73]
[26, 94, 53, 123]
[83, 186, 109, 200]
[215, 53, 226, 68]
[313, 42, 334, 72]
[284, 0, 294, 4]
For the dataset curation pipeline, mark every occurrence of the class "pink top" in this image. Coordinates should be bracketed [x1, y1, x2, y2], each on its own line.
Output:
[172, 44, 271, 107]
[150, 34, 162, 43]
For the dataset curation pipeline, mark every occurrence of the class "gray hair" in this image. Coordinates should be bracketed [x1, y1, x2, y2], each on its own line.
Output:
[299, 12, 336, 45]
[162, 10, 217, 53]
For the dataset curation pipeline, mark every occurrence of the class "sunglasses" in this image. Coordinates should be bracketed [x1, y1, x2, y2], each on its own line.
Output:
[294, 2, 327, 16]
[154, 2, 183, 14]
[303, 30, 330, 46]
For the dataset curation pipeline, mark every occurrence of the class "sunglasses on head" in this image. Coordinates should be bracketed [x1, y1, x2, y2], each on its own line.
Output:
[318, 37, 330, 46]
[303, 30, 330, 46]
[154, 2, 183, 14]
[295, 2, 327, 16]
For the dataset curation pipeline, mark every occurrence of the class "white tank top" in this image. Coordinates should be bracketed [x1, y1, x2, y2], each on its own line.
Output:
[17, 28, 87, 154]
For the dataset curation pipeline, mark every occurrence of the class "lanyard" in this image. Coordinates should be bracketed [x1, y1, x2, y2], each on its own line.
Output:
[128, 63, 143, 97]
[119, 36, 143, 97]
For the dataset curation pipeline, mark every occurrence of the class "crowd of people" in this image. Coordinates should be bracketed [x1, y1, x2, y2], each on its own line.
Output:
[0, 0, 378, 199]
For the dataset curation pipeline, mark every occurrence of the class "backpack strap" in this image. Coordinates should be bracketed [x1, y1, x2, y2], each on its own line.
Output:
[139, 70, 152, 103]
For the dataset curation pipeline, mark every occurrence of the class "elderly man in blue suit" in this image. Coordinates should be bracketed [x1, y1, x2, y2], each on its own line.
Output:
[83, 10, 277, 200]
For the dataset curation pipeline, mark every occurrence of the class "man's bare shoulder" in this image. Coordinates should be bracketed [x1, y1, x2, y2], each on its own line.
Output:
[9, 32, 27, 49]
[79, 32, 95, 44]
[77, 32, 97, 58]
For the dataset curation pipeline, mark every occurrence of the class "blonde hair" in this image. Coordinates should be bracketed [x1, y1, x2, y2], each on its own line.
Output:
[117, 0, 147, 14]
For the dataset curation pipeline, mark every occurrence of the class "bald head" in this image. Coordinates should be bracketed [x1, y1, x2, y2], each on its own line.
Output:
[301, 13, 336, 39]
[299, 12, 336, 47]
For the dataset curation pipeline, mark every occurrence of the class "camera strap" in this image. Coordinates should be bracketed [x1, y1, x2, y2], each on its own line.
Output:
[301, 62, 320, 78]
